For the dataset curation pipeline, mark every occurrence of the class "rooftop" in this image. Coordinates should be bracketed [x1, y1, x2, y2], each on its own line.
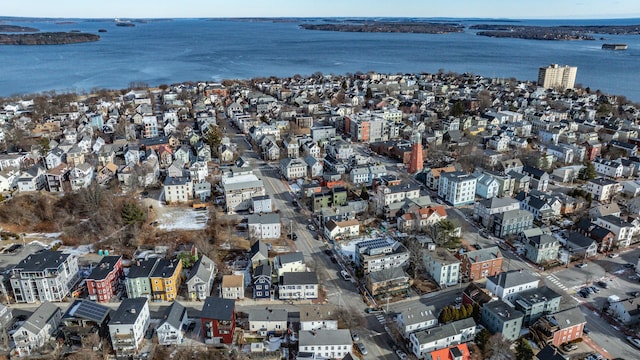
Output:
[110, 298, 147, 325]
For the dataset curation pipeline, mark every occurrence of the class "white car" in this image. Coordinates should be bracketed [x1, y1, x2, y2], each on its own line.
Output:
[628, 336, 640, 348]
[395, 349, 408, 359]
[608, 253, 619, 258]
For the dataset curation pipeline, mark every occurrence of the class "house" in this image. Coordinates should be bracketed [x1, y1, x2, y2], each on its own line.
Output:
[575, 218, 617, 252]
[0, 303, 13, 332]
[252, 195, 273, 214]
[423, 248, 460, 287]
[298, 329, 353, 360]
[108, 298, 151, 359]
[201, 297, 236, 344]
[424, 344, 471, 360]
[17, 165, 46, 192]
[492, 209, 534, 239]
[438, 171, 477, 206]
[409, 317, 476, 358]
[355, 238, 410, 273]
[523, 233, 560, 265]
[594, 215, 634, 248]
[248, 308, 288, 335]
[522, 165, 550, 191]
[324, 219, 361, 241]
[10, 251, 80, 303]
[273, 252, 306, 278]
[299, 304, 339, 331]
[222, 174, 266, 214]
[516, 190, 561, 222]
[247, 213, 281, 240]
[221, 274, 245, 299]
[249, 240, 269, 269]
[365, 267, 411, 299]
[565, 232, 598, 259]
[186, 255, 216, 301]
[304, 155, 323, 178]
[150, 258, 183, 302]
[157, 302, 189, 345]
[45, 148, 65, 170]
[486, 270, 540, 303]
[398, 205, 448, 233]
[163, 176, 193, 204]
[514, 286, 562, 325]
[531, 307, 586, 348]
[589, 203, 621, 219]
[125, 258, 159, 299]
[279, 272, 318, 300]
[252, 264, 272, 300]
[12, 302, 62, 357]
[593, 157, 624, 178]
[609, 297, 640, 324]
[0, 168, 18, 192]
[393, 302, 438, 338]
[473, 197, 520, 228]
[85, 255, 124, 303]
[586, 177, 622, 203]
[458, 246, 503, 281]
[69, 162, 95, 191]
[475, 173, 500, 199]
[422, 166, 457, 191]
[61, 299, 111, 342]
[481, 299, 524, 341]
[280, 158, 307, 180]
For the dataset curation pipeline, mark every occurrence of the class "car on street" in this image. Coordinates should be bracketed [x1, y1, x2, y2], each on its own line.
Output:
[627, 336, 640, 349]
[576, 263, 587, 268]
[563, 344, 578, 352]
[624, 263, 636, 269]
[608, 253, 619, 258]
[597, 281, 609, 289]
[288, 233, 298, 240]
[340, 270, 353, 281]
[583, 327, 591, 334]
[307, 224, 316, 231]
[330, 256, 337, 263]
[578, 289, 590, 298]
[357, 343, 368, 355]
[395, 349, 408, 359]
[365, 307, 383, 314]
[590, 286, 600, 293]
[352, 333, 360, 341]
[324, 249, 332, 256]
[631, 291, 640, 297]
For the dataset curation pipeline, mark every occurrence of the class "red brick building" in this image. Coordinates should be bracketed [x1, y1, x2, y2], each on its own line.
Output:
[201, 297, 236, 344]
[531, 307, 586, 347]
[86, 256, 124, 303]
[458, 247, 503, 281]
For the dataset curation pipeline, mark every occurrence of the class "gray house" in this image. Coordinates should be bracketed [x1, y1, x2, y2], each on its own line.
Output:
[523, 234, 560, 265]
[157, 302, 189, 345]
[12, 301, 62, 357]
[513, 286, 562, 325]
[186, 255, 217, 301]
[565, 232, 598, 259]
[481, 299, 524, 341]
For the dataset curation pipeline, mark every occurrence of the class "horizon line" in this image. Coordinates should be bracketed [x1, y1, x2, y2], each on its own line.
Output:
[2, 15, 640, 21]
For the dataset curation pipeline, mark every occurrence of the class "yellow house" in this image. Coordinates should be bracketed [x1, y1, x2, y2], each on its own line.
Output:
[150, 258, 183, 301]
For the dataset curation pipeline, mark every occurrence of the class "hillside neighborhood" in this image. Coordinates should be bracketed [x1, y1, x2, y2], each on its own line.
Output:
[0, 71, 640, 360]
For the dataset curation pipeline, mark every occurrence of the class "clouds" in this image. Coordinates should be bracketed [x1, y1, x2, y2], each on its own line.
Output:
[3, 0, 639, 19]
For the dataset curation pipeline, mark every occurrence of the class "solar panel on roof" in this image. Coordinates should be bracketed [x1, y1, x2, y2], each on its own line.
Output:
[72, 300, 110, 323]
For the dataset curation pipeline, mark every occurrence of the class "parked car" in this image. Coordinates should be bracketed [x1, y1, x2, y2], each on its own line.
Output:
[583, 327, 591, 334]
[627, 336, 640, 349]
[352, 333, 360, 341]
[608, 253, 619, 258]
[624, 263, 636, 269]
[395, 349, 408, 359]
[563, 344, 578, 352]
[597, 281, 609, 289]
[357, 343, 368, 355]
[330, 256, 337, 263]
[631, 291, 640, 298]
[590, 286, 600, 293]
[340, 270, 353, 281]
[365, 307, 383, 314]
[576, 263, 587, 268]
[578, 289, 590, 298]
[307, 224, 316, 231]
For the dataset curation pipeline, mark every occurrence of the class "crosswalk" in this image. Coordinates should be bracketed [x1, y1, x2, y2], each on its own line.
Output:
[375, 314, 386, 325]
[545, 274, 569, 291]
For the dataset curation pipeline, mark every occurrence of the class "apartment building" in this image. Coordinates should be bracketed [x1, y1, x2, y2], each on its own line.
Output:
[537, 64, 577, 90]
[10, 251, 79, 303]
[438, 171, 477, 207]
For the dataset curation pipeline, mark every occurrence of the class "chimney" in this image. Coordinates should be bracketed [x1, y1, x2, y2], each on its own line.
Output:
[475, 256, 479, 262]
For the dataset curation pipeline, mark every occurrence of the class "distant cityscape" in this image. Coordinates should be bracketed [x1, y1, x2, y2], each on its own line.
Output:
[0, 66, 639, 360]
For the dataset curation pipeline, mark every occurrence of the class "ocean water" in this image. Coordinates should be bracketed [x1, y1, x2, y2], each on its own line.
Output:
[1, 18, 640, 100]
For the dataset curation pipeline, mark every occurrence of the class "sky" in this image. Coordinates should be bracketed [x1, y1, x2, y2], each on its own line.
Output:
[3, 0, 640, 19]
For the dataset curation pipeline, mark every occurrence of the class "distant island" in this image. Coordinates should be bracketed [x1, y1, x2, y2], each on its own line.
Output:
[300, 22, 464, 34]
[0, 32, 100, 45]
[470, 24, 640, 40]
[0, 25, 39, 33]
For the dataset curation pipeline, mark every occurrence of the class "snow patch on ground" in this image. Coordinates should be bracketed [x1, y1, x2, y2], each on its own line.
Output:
[613, 269, 626, 275]
[60, 244, 93, 256]
[156, 208, 209, 231]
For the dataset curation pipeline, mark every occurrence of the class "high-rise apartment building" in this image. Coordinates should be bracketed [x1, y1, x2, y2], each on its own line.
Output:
[537, 64, 577, 90]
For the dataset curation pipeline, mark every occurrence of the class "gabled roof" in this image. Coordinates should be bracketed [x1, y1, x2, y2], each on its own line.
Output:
[462, 246, 502, 263]
[87, 256, 121, 281]
[159, 301, 187, 330]
[248, 308, 288, 323]
[21, 301, 60, 334]
[201, 297, 235, 320]
[487, 270, 539, 289]
[250, 240, 268, 261]
[187, 255, 216, 283]
[276, 252, 305, 265]
[281, 271, 317, 285]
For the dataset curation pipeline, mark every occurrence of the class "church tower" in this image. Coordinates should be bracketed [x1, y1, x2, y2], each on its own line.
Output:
[408, 131, 424, 174]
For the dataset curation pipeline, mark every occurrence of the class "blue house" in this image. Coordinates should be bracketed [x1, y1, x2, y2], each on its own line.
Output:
[253, 264, 272, 300]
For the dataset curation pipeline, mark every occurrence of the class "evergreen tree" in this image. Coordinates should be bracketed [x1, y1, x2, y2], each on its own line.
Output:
[515, 338, 534, 360]
[360, 185, 370, 201]
[474, 329, 491, 352]
[578, 161, 596, 180]
[121, 202, 145, 225]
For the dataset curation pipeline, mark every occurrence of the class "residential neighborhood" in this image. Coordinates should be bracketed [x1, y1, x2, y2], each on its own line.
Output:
[0, 70, 640, 360]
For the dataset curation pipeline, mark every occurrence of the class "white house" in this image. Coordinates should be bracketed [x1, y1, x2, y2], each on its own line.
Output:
[221, 274, 245, 300]
[423, 248, 460, 287]
[486, 270, 540, 303]
[438, 171, 477, 207]
[280, 158, 307, 180]
[186, 255, 216, 301]
[299, 305, 339, 331]
[157, 302, 188, 345]
[189, 161, 209, 183]
[324, 219, 360, 241]
[108, 298, 150, 359]
[586, 178, 622, 203]
[298, 329, 352, 360]
[164, 176, 193, 204]
[248, 308, 288, 335]
[12, 302, 62, 357]
[593, 157, 624, 178]
[69, 163, 95, 191]
[394, 303, 438, 338]
[475, 173, 500, 200]
[594, 215, 634, 248]
[247, 213, 281, 240]
[273, 252, 306, 278]
[409, 318, 476, 358]
[279, 272, 318, 300]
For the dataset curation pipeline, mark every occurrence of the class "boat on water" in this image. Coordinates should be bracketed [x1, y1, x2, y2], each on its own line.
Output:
[602, 43, 627, 50]
[114, 18, 135, 27]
